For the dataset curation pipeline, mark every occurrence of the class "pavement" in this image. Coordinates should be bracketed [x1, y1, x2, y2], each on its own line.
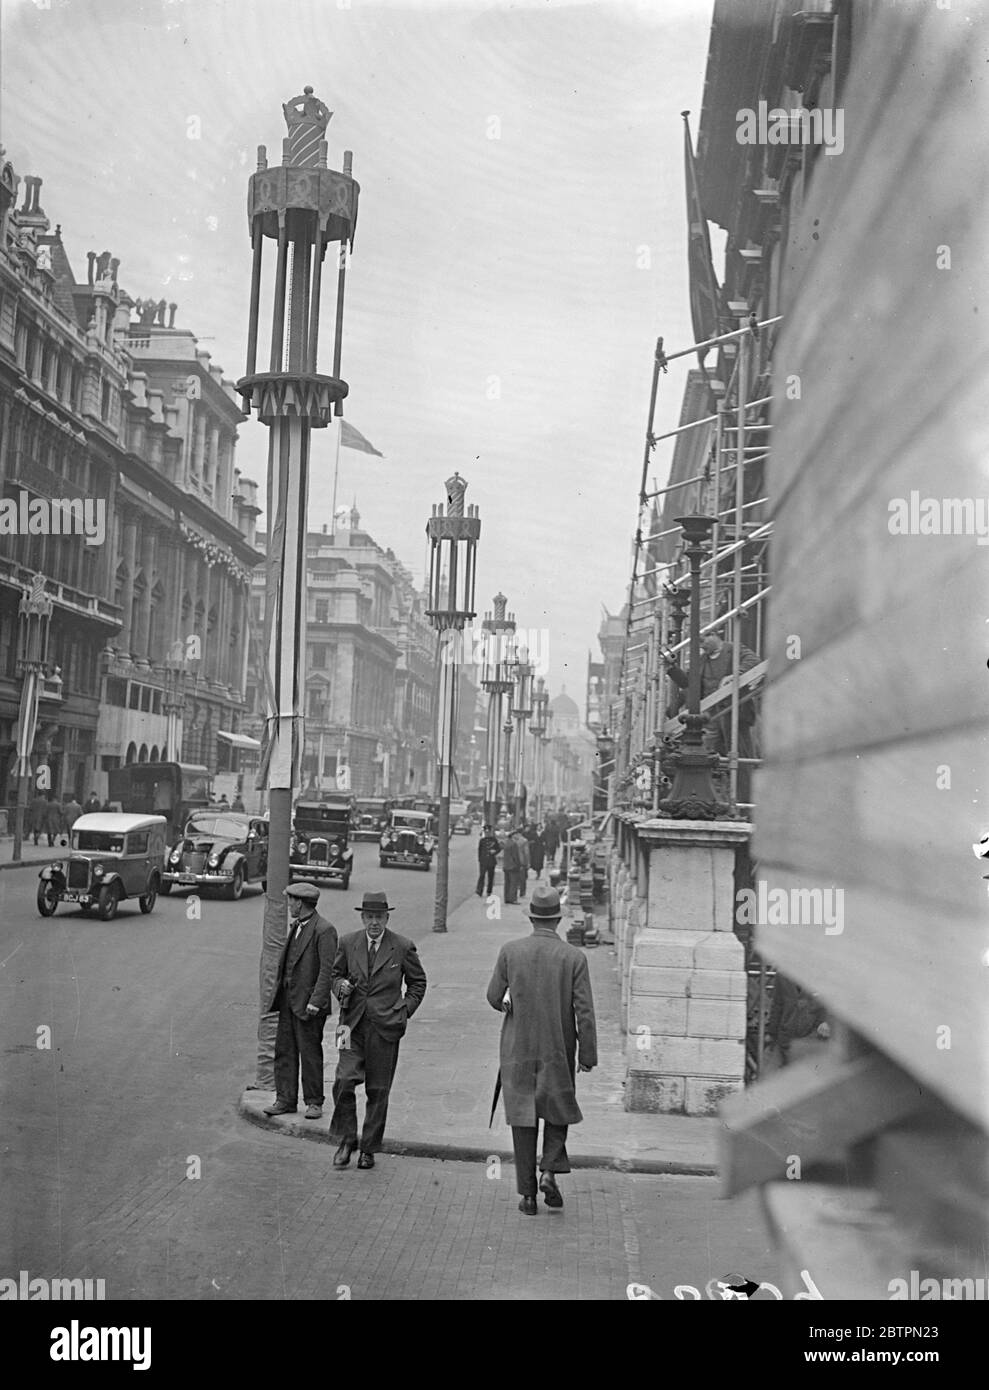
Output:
[239, 880, 721, 1175]
[0, 836, 63, 869]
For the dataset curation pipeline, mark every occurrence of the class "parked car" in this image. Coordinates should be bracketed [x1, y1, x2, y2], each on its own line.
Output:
[351, 797, 393, 841]
[379, 809, 435, 870]
[162, 811, 268, 900]
[290, 799, 354, 889]
[37, 813, 167, 921]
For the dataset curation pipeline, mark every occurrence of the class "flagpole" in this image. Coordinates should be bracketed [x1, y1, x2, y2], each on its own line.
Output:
[330, 414, 342, 540]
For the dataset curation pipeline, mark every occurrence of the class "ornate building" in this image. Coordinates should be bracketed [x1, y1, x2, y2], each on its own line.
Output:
[0, 159, 260, 808]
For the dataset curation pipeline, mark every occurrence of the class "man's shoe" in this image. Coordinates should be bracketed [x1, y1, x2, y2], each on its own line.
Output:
[333, 1141, 356, 1168]
[356, 1151, 375, 1170]
[518, 1196, 538, 1216]
[263, 1099, 297, 1117]
[539, 1172, 563, 1208]
[304, 1103, 323, 1120]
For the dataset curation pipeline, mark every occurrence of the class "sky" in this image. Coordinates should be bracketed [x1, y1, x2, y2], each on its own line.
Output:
[1, 0, 715, 711]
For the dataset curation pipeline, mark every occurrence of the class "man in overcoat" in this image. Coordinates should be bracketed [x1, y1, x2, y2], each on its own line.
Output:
[486, 884, 597, 1214]
[476, 823, 502, 898]
[263, 883, 338, 1119]
[328, 890, 427, 1169]
[502, 831, 521, 904]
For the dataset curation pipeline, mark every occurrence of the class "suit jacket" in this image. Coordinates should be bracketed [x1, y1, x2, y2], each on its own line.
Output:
[331, 927, 427, 1042]
[265, 910, 338, 1019]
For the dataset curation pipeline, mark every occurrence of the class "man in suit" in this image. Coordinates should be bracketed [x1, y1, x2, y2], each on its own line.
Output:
[263, 883, 338, 1120]
[486, 884, 597, 1215]
[476, 823, 501, 898]
[328, 890, 427, 1170]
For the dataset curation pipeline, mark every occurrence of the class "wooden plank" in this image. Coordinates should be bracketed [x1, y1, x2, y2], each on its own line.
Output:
[749, 869, 989, 1128]
[719, 1052, 927, 1198]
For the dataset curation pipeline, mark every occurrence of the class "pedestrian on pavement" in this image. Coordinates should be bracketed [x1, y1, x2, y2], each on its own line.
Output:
[101, 798, 114, 812]
[476, 823, 502, 898]
[528, 823, 545, 877]
[486, 883, 597, 1215]
[231, 794, 246, 812]
[328, 890, 427, 1170]
[515, 827, 530, 883]
[29, 790, 48, 846]
[502, 831, 521, 904]
[263, 883, 339, 1120]
[44, 794, 64, 847]
[543, 819, 559, 865]
[217, 794, 230, 809]
[62, 795, 82, 832]
[83, 791, 101, 816]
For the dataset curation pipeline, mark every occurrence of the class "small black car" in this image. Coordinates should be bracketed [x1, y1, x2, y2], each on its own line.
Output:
[162, 811, 268, 899]
[291, 799, 354, 889]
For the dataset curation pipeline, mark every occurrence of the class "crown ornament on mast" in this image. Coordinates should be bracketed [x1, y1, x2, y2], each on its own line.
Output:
[281, 86, 333, 168]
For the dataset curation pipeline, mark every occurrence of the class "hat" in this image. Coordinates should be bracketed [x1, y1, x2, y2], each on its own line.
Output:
[527, 885, 562, 921]
[354, 890, 394, 913]
[284, 883, 320, 903]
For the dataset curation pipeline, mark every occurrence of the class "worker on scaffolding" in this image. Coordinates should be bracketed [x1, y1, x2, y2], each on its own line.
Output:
[664, 632, 761, 797]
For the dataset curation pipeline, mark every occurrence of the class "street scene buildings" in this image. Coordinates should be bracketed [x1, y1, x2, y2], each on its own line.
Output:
[0, 0, 985, 1328]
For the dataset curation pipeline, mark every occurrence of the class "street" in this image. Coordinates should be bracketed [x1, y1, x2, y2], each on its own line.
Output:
[0, 835, 777, 1300]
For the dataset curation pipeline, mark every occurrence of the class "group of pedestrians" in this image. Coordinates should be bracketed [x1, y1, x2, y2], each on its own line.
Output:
[264, 876, 597, 1216]
[28, 790, 99, 845]
[476, 814, 570, 903]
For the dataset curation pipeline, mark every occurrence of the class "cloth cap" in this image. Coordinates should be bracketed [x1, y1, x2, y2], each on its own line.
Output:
[284, 883, 319, 903]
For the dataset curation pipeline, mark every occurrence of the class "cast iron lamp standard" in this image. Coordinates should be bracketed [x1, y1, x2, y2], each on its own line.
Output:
[480, 593, 516, 829]
[501, 683, 515, 824]
[654, 581, 690, 809]
[529, 677, 548, 823]
[236, 89, 359, 1084]
[12, 576, 54, 862]
[511, 648, 533, 827]
[425, 473, 481, 932]
[660, 517, 731, 820]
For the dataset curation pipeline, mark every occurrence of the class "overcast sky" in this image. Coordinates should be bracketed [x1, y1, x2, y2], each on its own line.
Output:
[2, 0, 714, 710]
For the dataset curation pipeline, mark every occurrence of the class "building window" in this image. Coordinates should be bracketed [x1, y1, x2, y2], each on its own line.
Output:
[310, 644, 329, 669]
[315, 599, 329, 623]
[101, 381, 111, 420]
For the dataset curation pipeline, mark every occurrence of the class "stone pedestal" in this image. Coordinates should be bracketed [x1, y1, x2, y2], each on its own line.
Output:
[625, 818, 751, 1116]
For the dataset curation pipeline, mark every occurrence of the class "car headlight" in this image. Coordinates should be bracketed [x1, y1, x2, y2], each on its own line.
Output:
[330, 842, 339, 855]
[51, 861, 64, 874]
[170, 850, 182, 864]
[415, 834, 425, 845]
[93, 864, 104, 878]
[208, 854, 220, 867]
[381, 834, 390, 845]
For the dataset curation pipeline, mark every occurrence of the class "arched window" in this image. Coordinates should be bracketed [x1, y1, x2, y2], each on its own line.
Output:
[125, 742, 137, 765]
[138, 744, 149, 763]
[149, 745, 160, 763]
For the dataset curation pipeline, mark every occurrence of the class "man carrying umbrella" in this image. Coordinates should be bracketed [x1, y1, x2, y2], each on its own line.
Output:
[486, 884, 597, 1214]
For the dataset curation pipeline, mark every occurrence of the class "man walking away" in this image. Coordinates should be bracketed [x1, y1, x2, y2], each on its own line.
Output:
[62, 794, 82, 833]
[502, 831, 520, 904]
[29, 790, 47, 846]
[44, 794, 64, 847]
[486, 884, 597, 1215]
[329, 890, 427, 1169]
[263, 883, 338, 1119]
[476, 823, 501, 897]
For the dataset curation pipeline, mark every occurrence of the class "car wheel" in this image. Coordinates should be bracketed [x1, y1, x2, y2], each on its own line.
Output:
[341, 873, 351, 890]
[36, 882, 58, 917]
[139, 876, 159, 914]
[97, 882, 121, 921]
[159, 880, 172, 896]
[226, 867, 244, 901]
[261, 879, 267, 893]
[379, 858, 388, 869]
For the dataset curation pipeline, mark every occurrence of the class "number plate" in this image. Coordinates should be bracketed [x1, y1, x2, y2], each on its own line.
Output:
[178, 874, 197, 885]
[62, 891, 79, 901]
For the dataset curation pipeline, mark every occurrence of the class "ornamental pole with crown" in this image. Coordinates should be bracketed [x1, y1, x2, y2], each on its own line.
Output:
[479, 592, 517, 829]
[237, 88, 360, 1086]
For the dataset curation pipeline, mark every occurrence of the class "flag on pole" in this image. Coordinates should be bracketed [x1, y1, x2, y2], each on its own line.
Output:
[340, 419, 383, 456]
[682, 111, 722, 367]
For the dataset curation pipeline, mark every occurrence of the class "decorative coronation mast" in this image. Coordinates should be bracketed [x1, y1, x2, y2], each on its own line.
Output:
[237, 88, 360, 1084]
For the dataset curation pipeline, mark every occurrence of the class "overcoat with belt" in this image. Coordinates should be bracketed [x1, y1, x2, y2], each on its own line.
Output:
[486, 927, 598, 1126]
[331, 927, 427, 1043]
[264, 911, 338, 1018]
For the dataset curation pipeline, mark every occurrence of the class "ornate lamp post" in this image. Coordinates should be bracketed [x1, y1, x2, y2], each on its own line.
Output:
[12, 575, 54, 862]
[425, 473, 481, 931]
[653, 581, 689, 808]
[480, 592, 516, 828]
[236, 88, 359, 1085]
[502, 682, 515, 823]
[511, 647, 533, 826]
[660, 516, 730, 819]
[529, 676, 548, 823]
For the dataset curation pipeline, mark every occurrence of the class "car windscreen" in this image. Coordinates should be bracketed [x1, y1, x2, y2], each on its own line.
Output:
[392, 815, 429, 829]
[184, 817, 246, 839]
[74, 832, 125, 852]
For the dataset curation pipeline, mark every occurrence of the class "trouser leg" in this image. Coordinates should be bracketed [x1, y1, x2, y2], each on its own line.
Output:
[539, 1121, 571, 1174]
[328, 1023, 365, 1143]
[511, 1125, 538, 1196]
[296, 1012, 326, 1106]
[485, 865, 495, 895]
[272, 1003, 299, 1104]
[360, 1027, 400, 1152]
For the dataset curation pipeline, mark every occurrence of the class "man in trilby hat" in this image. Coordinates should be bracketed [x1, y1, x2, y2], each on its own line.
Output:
[263, 883, 339, 1120]
[327, 890, 428, 1169]
[486, 884, 597, 1214]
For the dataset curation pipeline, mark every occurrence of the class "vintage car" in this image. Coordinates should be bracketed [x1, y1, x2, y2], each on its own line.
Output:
[351, 797, 393, 841]
[162, 811, 268, 899]
[37, 813, 167, 921]
[379, 809, 436, 870]
[449, 799, 472, 835]
[290, 799, 354, 889]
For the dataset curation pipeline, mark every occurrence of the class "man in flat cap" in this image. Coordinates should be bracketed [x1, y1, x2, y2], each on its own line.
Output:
[328, 890, 428, 1169]
[263, 883, 338, 1119]
[486, 884, 597, 1214]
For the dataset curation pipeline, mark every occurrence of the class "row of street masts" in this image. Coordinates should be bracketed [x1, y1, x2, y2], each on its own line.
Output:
[477, 592, 555, 834]
[611, 312, 782, 818]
